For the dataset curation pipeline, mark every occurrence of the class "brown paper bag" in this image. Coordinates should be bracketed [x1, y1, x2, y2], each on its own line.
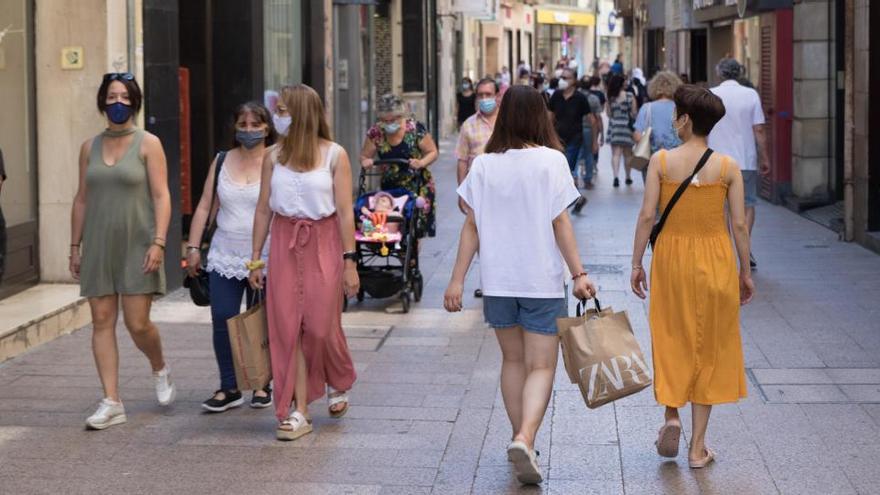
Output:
[227, 302, 272, 391]
[556, 301, 614, 384]
[557, 299, 652, 409]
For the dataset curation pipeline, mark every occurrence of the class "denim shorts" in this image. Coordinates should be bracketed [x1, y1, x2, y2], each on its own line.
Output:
[483, 296, 567, 335]
[741, 170, 758, 207]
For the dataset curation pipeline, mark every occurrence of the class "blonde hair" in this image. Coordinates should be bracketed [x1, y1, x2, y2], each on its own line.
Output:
[647, 71, 684, 101]
[277, 84, 332, 170]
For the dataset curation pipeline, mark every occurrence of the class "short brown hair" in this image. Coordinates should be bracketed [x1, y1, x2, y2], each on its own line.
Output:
[485, 85, 562, 153]
[673, 84, 726, 137]
[97, 74, 142, 115]
[647, 71, 683, 101]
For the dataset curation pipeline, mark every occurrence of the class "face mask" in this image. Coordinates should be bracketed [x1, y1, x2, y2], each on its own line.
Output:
[478, 98, 497, 114]
[557, 79, 570, 91]
[383, 122, 401, 134]
[106, 102, 133, 124]
[273, 114, 291, 136]
[554, 69, 564, 78]
[236, 129, 265, 149]
[462, 83, 471, 91]
[543, 83, 550, 91]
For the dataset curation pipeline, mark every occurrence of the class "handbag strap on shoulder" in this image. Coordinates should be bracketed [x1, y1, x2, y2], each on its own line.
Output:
[649, 148, 713, 248]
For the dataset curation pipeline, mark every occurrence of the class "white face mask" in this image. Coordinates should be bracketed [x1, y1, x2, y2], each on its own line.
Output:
[557, 79, 570, 91]
[273, 114, 291, 136]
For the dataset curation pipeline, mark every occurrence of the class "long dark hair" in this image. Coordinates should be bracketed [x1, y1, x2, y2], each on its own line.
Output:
[607, 74, 626, 100]
[484, 85, 562, 153]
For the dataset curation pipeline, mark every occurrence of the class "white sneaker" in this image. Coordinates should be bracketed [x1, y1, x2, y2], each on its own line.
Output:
[86, 398, 127, 430]
[507, 440, 543, 485]
[153, 366, 177, 406]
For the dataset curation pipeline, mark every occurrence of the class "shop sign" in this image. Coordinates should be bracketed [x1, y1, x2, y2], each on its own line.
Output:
[452, 0, 494, 15]
[596, 4, 622, 36]
[536, 9, 596, 27]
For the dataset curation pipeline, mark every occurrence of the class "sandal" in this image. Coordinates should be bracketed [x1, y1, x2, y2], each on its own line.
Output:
[276, 411, 313, 441]
[655, 421, 681, 458]
[688, 448, 716, 469]
[328, 387, 350, 418]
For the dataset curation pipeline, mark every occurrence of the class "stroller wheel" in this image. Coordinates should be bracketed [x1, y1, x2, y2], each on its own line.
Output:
[401, 291, 411, 314]
[412, 273, 423, 302]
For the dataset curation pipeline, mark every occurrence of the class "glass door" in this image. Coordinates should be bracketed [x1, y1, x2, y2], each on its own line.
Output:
[0, 0, 39, 298]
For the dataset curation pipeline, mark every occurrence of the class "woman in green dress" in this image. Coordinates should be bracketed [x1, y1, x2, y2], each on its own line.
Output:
[69, 73, 176, 430]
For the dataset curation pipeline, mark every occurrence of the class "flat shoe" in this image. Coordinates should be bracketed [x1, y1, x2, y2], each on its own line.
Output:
[655, 422, 681, 458]
[507, 440, 543, 485]
[689, 448, 716, 469]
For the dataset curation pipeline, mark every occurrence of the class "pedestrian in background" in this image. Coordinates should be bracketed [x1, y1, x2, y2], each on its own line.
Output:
[548, 68, 589, 213]
[69, 73, 175, 430]
[577, 76, 603, 189]
[456, 77, 476, 129]
[631, 84, 752, 469]
[611, 54, 624, 75]
[629, 67, 649, 109]
[186, 102, 275, 412]
[455, 77, 500, 299]
[606, 73, 638, 187]
[634, 71, 684, 181]
[361, 94, 439, 239]
[249, 84, 359, 441]
[445, 85, 597, 485]
[708, 58, 771, 268]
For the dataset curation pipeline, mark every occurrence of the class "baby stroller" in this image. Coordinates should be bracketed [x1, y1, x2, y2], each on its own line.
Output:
[344, 158, 424, 313]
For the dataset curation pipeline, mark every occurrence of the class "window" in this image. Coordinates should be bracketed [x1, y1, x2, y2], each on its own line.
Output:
[263, 0, 304, 110]
[401, 0, 424, 92]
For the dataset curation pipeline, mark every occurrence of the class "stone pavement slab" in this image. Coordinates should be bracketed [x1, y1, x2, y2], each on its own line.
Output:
[2, 138, 880, 494]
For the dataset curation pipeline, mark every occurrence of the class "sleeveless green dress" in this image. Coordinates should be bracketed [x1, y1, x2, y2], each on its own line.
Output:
[80, 129, 165, 297]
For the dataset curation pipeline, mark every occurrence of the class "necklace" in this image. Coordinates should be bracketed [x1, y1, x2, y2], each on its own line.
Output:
[103, 127, 137, 138]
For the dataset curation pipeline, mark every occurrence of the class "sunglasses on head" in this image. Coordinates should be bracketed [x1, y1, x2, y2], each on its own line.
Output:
[104, 72, 135, 82]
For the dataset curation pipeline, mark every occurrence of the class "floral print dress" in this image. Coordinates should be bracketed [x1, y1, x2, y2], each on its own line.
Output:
[366, 119, 436, 238]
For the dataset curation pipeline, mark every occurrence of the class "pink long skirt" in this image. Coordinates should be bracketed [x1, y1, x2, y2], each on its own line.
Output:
[266, 213, 357, 422]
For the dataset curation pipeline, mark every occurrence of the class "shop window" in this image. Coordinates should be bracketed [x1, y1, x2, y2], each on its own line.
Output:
[401, 0, 425, 92]
[263, 0, 304, 110]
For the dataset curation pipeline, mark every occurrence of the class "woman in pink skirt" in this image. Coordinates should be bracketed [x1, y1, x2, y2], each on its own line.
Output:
[249, 84, 359, 441]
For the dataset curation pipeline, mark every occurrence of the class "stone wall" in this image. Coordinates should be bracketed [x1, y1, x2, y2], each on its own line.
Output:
[791, 0, 833, 201]
[852, 0, 872, 244]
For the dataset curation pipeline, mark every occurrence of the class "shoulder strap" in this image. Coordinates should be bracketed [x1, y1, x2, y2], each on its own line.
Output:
[649, 148, 714, 249]
[647, 102, 653, 127]
[202, 151, 227, 243]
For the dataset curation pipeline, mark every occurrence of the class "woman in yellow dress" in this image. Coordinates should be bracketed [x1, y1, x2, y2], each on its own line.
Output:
[630, 85, 754, 468]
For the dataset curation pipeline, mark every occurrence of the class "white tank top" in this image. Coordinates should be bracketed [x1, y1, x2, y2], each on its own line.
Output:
[207, 166, 267, 280]
[269, 142, 339, 219]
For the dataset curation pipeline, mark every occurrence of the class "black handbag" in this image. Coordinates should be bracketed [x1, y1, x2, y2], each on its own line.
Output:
[650, 148, 713, 248]
[184, 151, 226, 306]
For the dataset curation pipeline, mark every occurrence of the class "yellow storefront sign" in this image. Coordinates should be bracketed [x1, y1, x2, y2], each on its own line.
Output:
[537, 9, 596, 27]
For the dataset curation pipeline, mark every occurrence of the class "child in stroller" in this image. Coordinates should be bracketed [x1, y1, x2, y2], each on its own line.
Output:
[346, 159, 425, 313]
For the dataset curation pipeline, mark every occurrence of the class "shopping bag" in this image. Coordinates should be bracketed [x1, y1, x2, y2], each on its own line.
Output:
[557, 299, 652, 409]
[227, 298, 272, 391]
[556, 300, 614, 384]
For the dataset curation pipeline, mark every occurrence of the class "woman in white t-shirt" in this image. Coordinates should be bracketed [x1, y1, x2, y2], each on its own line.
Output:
[444, 85, 597, 485]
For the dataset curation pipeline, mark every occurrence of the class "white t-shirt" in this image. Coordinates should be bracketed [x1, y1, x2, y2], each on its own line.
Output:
[708, 80, 765, 171]
[457, 146, 580, 298]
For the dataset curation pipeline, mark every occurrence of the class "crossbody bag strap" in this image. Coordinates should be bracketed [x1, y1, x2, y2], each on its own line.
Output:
[202, 151, 227, 245]
[649, 148, 713, 248]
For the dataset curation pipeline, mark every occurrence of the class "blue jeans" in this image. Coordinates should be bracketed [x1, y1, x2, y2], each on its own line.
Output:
[209, 271, 259, 390]
[563, 140, 582, 179]
[577, 127, 594, 183]
[483, 296, 567, 335]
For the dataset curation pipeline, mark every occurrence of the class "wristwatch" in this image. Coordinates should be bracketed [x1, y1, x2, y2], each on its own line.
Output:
[343, 251, 358, 261]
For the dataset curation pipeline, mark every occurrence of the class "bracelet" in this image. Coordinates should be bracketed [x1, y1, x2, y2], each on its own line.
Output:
[632, 265, 644, 271]
[245, 259, 266, 271]
[186, 245, 200, 252]
[154, 236, 166, 242]
[571, 271, 588, 281]
[70, 243, 81, 249]
[152, 242, 166, 250]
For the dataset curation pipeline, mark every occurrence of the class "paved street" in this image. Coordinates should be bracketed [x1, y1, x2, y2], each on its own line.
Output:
[1, 139, 880, 495]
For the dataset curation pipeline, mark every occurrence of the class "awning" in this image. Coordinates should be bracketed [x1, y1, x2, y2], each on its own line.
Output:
[536, 9, 596, 27]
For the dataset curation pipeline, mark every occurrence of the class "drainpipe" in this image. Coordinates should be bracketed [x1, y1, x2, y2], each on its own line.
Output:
[843, 0, 854, 241]
[127, 0, 136, 73]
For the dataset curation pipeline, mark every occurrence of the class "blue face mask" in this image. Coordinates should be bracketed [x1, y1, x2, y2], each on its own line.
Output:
[478, 98, 497, 114]
[106, 102, 133, 124]
[383, 122, 401, 134]
[236, 130, 265, 149]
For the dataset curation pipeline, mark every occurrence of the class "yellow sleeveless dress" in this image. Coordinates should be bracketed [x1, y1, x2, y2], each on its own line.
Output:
[649, 150, 747, 408]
